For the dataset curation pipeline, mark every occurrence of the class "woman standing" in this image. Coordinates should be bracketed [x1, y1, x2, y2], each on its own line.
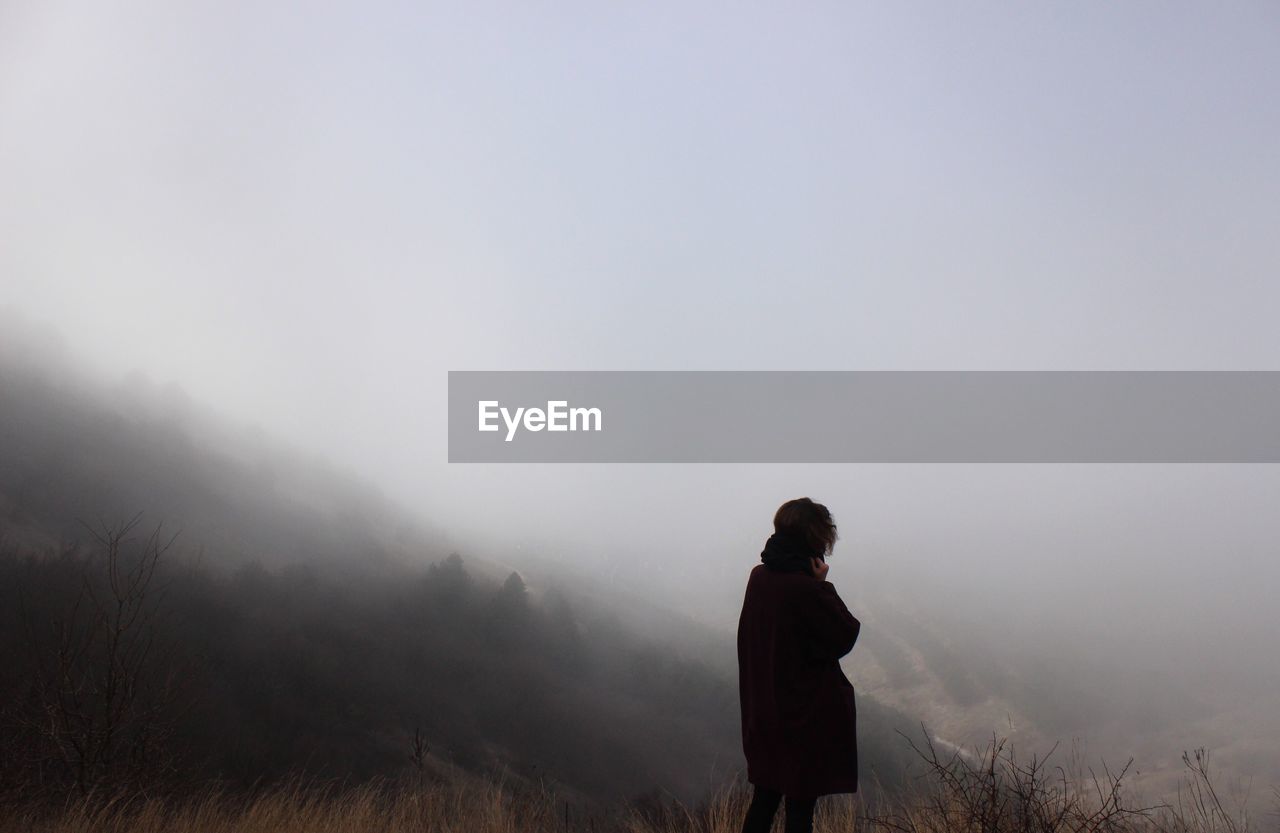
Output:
[737, 498, 861, 833]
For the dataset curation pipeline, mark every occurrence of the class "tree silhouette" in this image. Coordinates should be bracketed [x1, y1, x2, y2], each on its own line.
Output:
[486, 571, 530, 647]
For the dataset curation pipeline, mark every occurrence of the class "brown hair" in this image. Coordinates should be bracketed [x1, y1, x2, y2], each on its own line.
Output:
[773, 497, 838, 557]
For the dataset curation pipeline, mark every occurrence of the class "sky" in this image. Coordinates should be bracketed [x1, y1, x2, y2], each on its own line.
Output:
[3, 1, 1280, 723]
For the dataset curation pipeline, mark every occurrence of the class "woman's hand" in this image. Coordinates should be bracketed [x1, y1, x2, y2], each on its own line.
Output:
[810, 556, 830, 582]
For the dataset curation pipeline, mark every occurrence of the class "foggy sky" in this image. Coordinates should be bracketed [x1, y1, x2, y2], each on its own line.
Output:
[3, 0, 1279, 753]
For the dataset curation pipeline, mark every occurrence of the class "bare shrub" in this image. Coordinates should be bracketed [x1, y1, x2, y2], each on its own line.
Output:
[14, 515, 184, 798]
[1159, 749, 1255, 833]
[863, 727, 1161, 833]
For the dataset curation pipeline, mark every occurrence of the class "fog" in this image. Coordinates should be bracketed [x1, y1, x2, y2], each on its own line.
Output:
[3, 0, 1280, 799]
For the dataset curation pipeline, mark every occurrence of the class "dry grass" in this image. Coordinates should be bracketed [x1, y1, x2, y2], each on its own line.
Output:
[0, 778, 568, 833]
[0, 735, 1269, 833]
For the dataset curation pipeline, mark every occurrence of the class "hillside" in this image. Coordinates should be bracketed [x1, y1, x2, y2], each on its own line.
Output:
[0, 316, 920, 804]
[842, 579, 1280, 803]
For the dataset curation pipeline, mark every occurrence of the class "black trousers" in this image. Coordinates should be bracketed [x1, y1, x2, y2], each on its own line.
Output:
[740, 785, 818, 833]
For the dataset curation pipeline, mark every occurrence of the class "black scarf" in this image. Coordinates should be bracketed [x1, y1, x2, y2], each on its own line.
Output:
[760, 531, 820, 575]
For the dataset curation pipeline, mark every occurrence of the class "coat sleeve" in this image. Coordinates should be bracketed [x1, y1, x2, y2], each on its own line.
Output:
[798, 580, 861, 660]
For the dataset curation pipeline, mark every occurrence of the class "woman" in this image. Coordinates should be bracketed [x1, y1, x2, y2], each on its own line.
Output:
[737, 498, 861, 833]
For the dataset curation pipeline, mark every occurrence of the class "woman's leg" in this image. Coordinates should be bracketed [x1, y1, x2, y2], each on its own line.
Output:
[740, 785, 783, 833]
[783, 795, 818, 833]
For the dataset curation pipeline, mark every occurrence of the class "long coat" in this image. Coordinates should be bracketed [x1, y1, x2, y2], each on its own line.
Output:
[737, 563, 861, 798]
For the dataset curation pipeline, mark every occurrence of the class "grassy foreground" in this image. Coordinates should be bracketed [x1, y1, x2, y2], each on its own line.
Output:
[0, 735, 1267, 833]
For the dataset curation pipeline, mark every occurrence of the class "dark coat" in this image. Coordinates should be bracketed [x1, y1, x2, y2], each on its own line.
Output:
[737, 563, 861, 798]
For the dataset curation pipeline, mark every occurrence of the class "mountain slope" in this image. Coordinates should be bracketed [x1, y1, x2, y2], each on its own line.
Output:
[0, 314, 920, 803]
